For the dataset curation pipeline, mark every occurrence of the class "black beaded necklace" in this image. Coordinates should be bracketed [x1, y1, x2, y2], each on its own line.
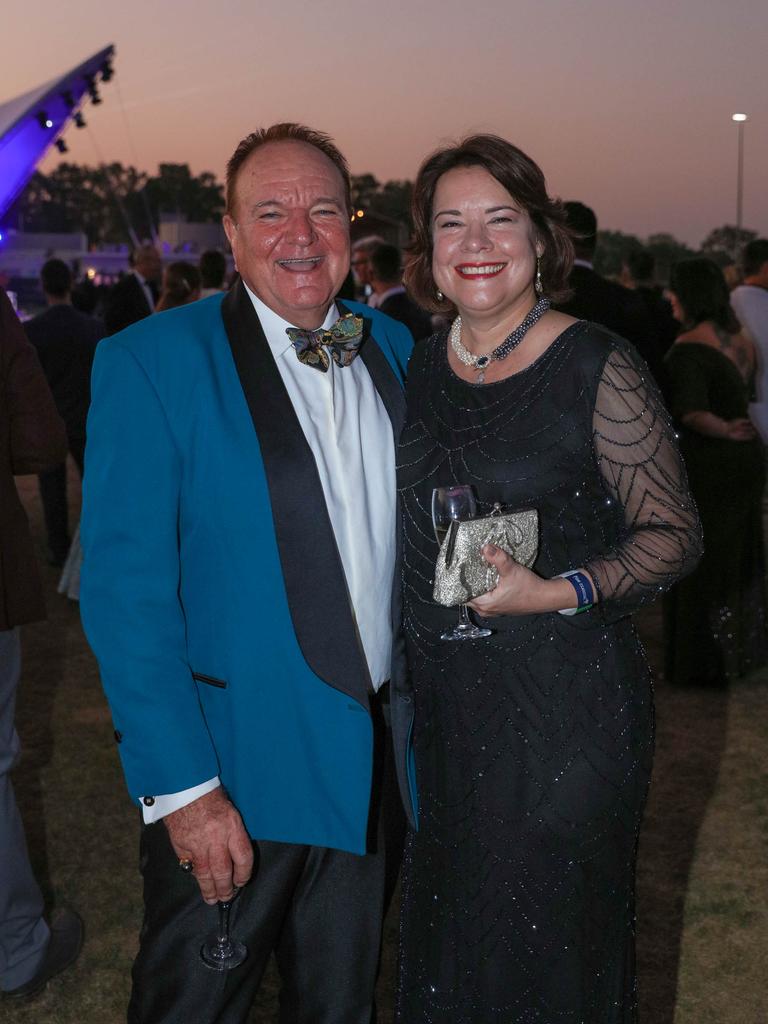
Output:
[449, 297, 551, 383]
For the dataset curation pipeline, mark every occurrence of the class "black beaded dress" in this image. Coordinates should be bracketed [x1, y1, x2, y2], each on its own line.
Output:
[395, 323, 702, 1024]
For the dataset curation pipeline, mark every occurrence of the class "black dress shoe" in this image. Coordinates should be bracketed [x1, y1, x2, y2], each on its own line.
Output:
[4, 908, 83, 999]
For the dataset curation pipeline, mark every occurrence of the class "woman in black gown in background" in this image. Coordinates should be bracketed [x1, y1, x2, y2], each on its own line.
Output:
[395, 135, 702, 1023]
[663, 258, 767, 686]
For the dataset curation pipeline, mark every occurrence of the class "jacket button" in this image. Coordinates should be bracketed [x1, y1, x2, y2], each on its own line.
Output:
[142, 796, 155, 807]
[114, 730, 123, 743]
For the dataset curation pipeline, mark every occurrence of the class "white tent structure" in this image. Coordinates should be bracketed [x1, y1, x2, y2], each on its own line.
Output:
[0, 45, 115, 219]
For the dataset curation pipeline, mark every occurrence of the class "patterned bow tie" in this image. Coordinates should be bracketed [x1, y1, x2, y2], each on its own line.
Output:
[286, 313, 364, 372]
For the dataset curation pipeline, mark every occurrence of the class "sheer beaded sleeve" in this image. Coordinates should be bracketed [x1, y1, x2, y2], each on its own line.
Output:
[583, 343, 703, 622]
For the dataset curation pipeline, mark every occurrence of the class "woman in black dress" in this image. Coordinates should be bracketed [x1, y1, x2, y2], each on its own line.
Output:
[395, 135, 702, 1023]
[663, 258, 767, 686]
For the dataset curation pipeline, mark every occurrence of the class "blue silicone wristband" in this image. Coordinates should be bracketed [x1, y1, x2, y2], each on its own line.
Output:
[557, 570, 595, 615]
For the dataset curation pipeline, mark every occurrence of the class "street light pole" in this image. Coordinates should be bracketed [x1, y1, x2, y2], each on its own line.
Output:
[732, 113, 748, 229]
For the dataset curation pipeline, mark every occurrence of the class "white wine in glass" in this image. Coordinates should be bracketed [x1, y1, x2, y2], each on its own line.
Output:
[432, 485, 493, 641]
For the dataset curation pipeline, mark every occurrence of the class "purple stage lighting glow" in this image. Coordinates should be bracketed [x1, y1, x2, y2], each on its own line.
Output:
[0, 44, 115, 220]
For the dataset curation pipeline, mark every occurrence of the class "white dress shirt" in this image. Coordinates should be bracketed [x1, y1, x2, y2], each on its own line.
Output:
[731, 284, 768, 444]
[141, 288, 396, 822]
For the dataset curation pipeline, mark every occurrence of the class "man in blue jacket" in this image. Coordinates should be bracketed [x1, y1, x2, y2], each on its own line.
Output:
[81, 123, 416, 1024]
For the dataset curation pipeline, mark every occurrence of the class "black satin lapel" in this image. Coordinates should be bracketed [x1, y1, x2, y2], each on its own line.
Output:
[220, 283, 371, 707]
[337, 302, 407, 440]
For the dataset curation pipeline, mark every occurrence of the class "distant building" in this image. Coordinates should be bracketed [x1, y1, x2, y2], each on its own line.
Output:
[158, 214, 229, 254]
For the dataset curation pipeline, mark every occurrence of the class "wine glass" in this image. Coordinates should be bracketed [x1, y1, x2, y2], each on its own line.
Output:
[200, 888, 247, 971]
[432, 485, 493, 641]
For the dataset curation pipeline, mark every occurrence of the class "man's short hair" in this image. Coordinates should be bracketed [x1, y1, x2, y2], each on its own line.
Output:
[625, 249, 656, 284]
[40, 258, 72, 298]
[199, 250, 227, 289]
[225, 123, 352, 217]
[369, 243, 402, 284]
[741, 239, 768, 277]
[563, 201, 597, 259]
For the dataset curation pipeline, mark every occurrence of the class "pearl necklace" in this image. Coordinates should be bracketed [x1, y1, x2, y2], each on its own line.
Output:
[449, 297, 551, 383]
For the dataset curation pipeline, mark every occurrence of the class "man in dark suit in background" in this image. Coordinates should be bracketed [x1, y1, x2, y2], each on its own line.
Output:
[103, 243, 161, 336]
[24, 259, 104, 565]
[351, 234, 385, 304]
[620, 248, 678, 357]
[198, 249, 228, 298]
[555, 202, 665, 385]
[369, 242, 433, 341]
[0, 287, 82, 999]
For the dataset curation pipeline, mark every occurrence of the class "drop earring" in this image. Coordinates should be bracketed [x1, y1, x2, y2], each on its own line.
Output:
[535, 256, 543, 296]
[436, 289, 444, 302]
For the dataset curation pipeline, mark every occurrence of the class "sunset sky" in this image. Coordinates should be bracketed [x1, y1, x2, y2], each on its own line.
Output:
[3, 0, 766, 246]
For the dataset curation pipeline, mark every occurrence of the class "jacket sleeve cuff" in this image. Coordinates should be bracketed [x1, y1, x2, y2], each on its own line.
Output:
[139, 777, 221, 823]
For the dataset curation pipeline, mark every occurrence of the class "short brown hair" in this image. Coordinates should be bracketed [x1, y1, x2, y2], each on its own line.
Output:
[404, 134, 573, 313]
[225, 123, 352, 217]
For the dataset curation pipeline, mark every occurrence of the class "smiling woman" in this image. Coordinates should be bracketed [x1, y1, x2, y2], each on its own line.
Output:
[395, 133, 703, 1023]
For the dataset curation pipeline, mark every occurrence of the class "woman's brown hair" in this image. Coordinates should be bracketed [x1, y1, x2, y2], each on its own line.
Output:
[404, 134, 573, 314]
[156, 261, 201, 312]
[669, 258, 741, 334]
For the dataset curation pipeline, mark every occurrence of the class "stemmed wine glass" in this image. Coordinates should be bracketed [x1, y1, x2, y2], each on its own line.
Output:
[432, 485, 493, 641]
[200, 888, 247, 971]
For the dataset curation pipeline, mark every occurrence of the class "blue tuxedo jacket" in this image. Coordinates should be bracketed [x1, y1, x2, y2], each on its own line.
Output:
[80, 282, 417, 854]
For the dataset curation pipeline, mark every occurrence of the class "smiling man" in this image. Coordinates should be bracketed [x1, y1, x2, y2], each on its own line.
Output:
[80, 124, 416, 1024]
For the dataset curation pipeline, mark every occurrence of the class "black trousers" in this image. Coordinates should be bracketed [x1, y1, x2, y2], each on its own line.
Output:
[37, 434, 85, 563]
[128, 700, 404, 1024]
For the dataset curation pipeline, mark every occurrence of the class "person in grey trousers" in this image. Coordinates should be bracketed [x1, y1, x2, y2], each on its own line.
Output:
[0, 286, 83, 999]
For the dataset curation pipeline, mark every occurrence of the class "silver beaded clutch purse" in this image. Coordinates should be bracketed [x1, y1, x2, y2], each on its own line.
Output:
[433, 505, 539, 607]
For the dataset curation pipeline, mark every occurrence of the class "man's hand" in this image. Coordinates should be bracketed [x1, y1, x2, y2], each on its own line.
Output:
[164, 788, 254, 904]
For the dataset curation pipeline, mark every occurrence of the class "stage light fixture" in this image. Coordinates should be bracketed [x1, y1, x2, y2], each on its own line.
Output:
[100, 60, 114, 82]
[74, 111, 86, 128]
[84, 74, 102, 104]
[55, 139, 68, 154]
[62, 90, 75, 109]
[36, 110, 53, 129]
